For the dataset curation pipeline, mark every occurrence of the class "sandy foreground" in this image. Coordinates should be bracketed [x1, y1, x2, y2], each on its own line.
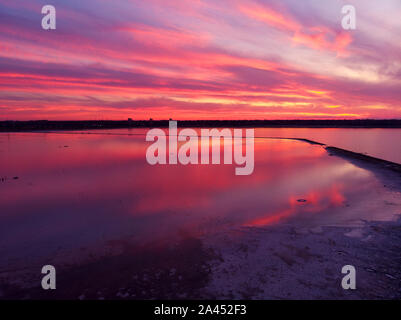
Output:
[1, 146, 400, 300]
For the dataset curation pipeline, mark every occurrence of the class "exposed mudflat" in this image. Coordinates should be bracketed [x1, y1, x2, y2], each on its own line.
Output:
[200, 217, 401, 299]
[3, 217, 399, 300]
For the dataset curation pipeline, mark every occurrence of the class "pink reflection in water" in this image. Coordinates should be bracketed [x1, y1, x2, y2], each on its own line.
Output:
[0, 130, 398, 265]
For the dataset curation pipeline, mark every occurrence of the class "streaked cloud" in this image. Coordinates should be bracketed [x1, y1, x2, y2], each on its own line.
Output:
[0, 0, 400, 120]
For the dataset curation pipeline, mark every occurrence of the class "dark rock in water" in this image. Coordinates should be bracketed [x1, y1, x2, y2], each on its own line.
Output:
[13, 176, 19, 180]
[297, 199, 307, 202]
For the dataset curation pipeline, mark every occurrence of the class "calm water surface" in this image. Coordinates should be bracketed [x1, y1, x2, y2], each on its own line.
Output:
[70, 127, 401, 163]
[255, 128, 401, 164]
[0, 129, 400, 267]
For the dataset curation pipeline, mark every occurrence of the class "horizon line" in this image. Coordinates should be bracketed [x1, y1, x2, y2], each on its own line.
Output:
[2, 119, 401, 122]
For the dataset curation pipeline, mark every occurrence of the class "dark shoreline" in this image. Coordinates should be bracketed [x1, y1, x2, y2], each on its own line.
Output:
[1, 119, 401, 132]
[325, 146, 401, 173]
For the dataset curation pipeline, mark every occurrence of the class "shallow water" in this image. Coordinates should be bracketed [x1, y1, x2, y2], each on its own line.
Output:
[254, 128, 401, 164]
[0, 130, 400, 268]
[62, 127, 401, 164]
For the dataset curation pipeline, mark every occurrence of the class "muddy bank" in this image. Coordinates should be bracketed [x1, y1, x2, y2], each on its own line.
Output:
[0, 236, 216, 300]
[200, 217, 401, 299]
[3, 217, 400, 300]
[3, 220, 399, 300]
[325, 146, 401, 174]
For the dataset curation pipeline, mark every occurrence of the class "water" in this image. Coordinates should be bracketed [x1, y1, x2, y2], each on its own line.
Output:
[1, 129, 400, 270]
[255, 128, 401, 164]
[63, 127, 401, 164]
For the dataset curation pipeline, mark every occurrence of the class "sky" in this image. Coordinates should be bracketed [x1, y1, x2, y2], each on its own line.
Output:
[0, 0, 400, 120]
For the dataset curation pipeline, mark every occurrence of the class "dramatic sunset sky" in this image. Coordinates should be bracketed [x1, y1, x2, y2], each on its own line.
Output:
[0, 0, 400, 120]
